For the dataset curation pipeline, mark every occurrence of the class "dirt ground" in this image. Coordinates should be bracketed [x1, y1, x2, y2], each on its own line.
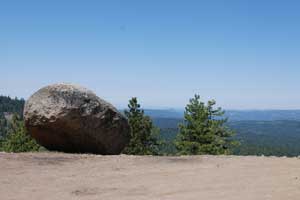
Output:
[1, 153, 300, 200]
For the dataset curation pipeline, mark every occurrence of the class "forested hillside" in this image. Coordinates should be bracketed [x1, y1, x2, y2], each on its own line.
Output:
[0, 96, 25, 138]
[231, 120, 300, 156]
[0, 96, 24, 116]
[153, 118, 300, 156]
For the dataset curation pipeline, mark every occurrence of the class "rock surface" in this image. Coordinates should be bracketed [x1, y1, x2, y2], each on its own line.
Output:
[1, 153, 300, 200]
[23, 83, 130, 154]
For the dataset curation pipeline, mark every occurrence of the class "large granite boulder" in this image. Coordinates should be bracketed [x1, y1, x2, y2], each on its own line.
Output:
[23, 83, 130, 154]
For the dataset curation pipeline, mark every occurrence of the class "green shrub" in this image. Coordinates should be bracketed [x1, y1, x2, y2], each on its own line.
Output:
[0, 115, 40, 152]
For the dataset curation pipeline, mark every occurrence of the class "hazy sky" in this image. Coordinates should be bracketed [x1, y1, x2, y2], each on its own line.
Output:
[1, 0, 300, 109]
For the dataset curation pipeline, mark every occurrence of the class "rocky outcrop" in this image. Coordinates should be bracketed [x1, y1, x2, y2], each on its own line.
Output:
[23, 83, 130, 154]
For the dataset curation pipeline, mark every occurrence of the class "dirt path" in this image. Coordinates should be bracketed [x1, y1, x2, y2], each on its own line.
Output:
[1, 153, 300, 200]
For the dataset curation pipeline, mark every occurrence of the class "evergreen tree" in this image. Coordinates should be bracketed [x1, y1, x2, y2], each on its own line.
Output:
[123, 97, 161, 155]
[0, 114, 40, 152]
[0, 116, 8, 139]
[175, 94, 237, 155]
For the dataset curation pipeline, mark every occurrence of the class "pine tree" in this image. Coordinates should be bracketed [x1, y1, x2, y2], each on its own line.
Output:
[122, 97, 161, 155]
[0, 114, 40, 152]
[175, 94, 237, 155]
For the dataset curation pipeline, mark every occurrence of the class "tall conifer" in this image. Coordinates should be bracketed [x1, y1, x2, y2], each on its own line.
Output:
[176, 95, 237, 155]
[123, 97, 161, 155]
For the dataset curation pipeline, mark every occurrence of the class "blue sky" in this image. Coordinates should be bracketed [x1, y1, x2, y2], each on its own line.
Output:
[1, 0, 300, 109]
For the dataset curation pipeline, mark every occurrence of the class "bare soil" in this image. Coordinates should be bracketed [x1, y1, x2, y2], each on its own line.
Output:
[1, 152, 300, 200]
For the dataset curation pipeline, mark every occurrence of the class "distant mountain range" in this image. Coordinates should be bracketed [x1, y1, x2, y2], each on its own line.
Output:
[144, 109, 300, 121]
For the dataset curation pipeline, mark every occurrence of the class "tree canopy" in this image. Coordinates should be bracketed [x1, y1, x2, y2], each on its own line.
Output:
[0, 114, 40, 152]
[176, 94, 237, 155]
[122, 97, 162, 155]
